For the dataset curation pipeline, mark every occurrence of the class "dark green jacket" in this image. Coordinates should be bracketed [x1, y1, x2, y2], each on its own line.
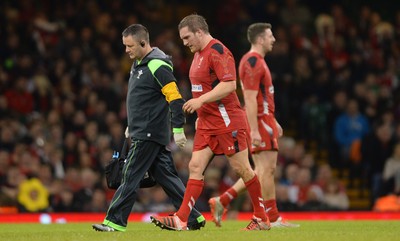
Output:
[126, 47, 185, 146]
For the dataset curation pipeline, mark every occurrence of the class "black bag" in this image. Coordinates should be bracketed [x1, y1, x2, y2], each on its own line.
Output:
[105, 150, 125, 189]
[105, 138, 156, 189]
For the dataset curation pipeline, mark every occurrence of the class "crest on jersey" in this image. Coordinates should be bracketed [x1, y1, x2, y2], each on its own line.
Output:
[197, 57, 203, 68]
[137, 70, 143, 79]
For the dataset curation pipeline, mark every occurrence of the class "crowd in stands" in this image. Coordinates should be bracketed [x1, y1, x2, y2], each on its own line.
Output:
[1, 0, 400, 213]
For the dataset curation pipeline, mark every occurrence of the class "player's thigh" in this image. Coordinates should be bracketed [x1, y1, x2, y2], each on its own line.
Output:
[252, 150, 278, 175]
[226, 149, 252, 173]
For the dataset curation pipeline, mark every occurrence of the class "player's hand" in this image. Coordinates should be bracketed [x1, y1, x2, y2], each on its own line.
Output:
[183, 98, 203, 114]
[125, 127, 129, 138]
[174, 132, 187, 148]
[276, 121, 283, 137]
[250, 130, 262, 146]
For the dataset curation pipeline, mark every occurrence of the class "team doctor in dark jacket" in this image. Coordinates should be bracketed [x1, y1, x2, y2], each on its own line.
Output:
[92, 24, 205, 232]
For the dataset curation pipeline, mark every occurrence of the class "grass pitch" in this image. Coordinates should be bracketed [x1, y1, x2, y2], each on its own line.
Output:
[0, 220, 398, 241]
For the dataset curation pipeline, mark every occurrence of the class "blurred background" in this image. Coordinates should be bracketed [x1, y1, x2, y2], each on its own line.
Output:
[1, 0, 400, 215]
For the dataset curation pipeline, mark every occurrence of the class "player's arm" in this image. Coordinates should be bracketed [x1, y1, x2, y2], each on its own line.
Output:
[241, 55, 262, 144]
[243, 89, 262, 145]
[275, 118, 283, 137]
[183, 81, 235, 114]
[198, 80, 236, 104]
[183, 43, 237, 113]
[243, 89, 259, 134]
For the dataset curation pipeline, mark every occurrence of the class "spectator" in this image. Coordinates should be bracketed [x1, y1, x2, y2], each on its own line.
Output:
[382, 142, 400, 195]
[315, 163, 337, 191]
[323, 178, 349, 210]
[361, 123, 396, 202]
[287, 168, 324, 209]
[334, 99, 370, 177]
[4, 76, 34, 118]
[71, 168, 100, 212]
[280, 163, 299, 186]
[326, 90, 348, 169]
[275, 184, 298, 211]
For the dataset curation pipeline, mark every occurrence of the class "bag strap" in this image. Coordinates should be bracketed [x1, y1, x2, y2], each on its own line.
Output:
[120, 138, 129, 159]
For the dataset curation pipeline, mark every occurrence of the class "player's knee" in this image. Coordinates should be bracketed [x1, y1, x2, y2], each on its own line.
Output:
[268, 166, 276, 177]
[234, 166, 254, 181]
[230, 161, 246, 174]
[255, 166, 275, 178]
[231, 165, 242, 176]
[188, 161, 203, 175]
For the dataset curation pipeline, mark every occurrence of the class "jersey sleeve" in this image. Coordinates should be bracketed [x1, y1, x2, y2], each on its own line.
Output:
[209, 43, 236, 82]
[240, 56, 262, 91]
[148, 59, 176, 87]
[148, 59, 185, 129]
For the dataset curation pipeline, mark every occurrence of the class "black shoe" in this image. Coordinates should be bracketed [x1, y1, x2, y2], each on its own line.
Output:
[92, 224, 116, 232]
[188, 219, 206, 230]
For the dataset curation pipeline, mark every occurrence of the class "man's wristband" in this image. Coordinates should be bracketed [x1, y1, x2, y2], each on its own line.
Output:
[173, 128, 184, 134]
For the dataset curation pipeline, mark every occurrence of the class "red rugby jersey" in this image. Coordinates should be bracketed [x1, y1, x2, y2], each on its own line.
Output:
[239, 51, 275, 117]
[189, 39, 246, 134]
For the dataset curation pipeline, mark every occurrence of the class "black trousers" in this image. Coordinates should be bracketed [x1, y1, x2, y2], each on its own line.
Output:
[105, 139, 202, 228]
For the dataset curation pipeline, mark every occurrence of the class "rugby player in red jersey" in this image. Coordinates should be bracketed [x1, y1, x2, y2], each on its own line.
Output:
[209, 23, 299, 228]
[151, 14, 270, 231]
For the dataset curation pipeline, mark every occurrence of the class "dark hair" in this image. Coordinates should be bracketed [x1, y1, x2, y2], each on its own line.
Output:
[247, 23, 272, 44]
[178, 14, 209, 34]
[122, 24, 150, 43]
